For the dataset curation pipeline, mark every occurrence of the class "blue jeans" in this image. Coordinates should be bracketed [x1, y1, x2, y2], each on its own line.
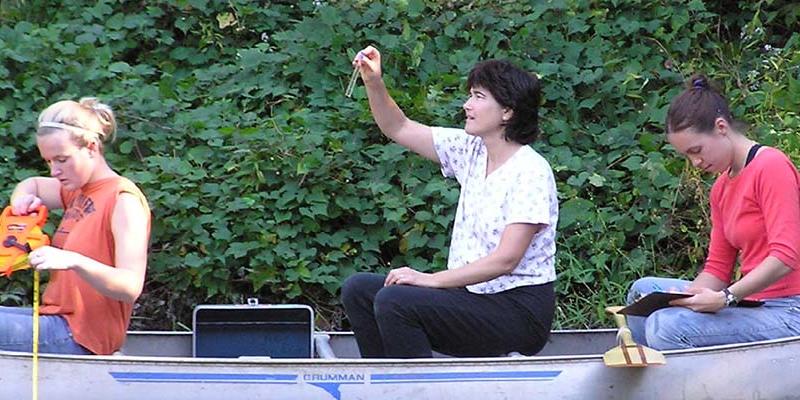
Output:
[0, 306, 91, 354]
[626, 277, 800, 350]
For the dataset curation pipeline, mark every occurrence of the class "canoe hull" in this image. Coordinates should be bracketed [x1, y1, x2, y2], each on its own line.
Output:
[2, 331, 799, 399]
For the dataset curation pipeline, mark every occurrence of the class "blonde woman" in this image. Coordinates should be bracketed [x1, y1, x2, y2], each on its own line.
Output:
[0, 98, 150, 355]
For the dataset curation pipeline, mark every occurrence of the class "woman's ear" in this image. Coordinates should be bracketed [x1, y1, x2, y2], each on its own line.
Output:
[86, 140, 99, 157]
[502, 108, 514, 122]
[714, 117, 729, 136]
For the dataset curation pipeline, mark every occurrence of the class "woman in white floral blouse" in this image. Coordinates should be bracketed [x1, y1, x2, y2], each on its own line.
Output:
[341, 46, 559, 358]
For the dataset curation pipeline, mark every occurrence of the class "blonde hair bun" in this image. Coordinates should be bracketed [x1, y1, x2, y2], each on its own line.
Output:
[37, 97, 117, 150]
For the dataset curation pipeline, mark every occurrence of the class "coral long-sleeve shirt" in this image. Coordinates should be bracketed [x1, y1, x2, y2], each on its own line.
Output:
[703, 147, 800, 299]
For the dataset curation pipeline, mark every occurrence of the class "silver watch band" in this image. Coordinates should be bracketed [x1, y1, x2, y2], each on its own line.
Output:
[722, 288, 739, 306]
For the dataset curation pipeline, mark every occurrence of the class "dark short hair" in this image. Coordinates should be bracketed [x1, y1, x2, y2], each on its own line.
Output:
[467, 60, 541, 145]
[665, 74, 742, 135]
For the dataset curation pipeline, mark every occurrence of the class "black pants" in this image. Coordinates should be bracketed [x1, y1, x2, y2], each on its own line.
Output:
[340, 272, 555, 358]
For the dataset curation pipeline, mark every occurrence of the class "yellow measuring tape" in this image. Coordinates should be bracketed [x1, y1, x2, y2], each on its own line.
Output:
[32, 268, 40, 400]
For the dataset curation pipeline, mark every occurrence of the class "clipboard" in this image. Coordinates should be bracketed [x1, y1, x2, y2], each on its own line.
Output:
[618, 291, 764, 317]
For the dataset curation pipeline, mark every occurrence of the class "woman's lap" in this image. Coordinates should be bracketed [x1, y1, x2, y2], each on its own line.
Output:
[342, 272, 553, 357]
[626, 277, 800, 349]
[0, 306, 91, 354]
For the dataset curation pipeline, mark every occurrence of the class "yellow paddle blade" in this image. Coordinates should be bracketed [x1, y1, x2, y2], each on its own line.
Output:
[603, 343, 666, 367]
[603, 305, 666, 367]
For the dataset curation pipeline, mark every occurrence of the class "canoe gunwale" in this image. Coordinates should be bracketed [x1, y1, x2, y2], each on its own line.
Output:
[2, 330, 799, 366]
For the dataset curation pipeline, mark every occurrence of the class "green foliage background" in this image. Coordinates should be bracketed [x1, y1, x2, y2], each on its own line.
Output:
[1, 0, 798, 330]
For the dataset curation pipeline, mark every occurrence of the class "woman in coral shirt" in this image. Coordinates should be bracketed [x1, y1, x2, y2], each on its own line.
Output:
[627, 75, 800, 350]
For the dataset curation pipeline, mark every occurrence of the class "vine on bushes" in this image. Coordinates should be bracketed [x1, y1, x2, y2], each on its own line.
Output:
[1, 0, 798, 329]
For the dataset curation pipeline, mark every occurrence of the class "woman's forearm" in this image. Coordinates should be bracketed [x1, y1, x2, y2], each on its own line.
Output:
[431, 252, 519, 288]
[729, 256, 793, 298]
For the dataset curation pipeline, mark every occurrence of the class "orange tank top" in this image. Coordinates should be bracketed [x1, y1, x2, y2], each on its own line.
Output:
[39, 176, 150, 355]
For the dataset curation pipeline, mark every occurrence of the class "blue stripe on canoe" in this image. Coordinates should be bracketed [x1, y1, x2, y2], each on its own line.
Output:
[372, 370, 561, 382]
[109, 370, 561, 386]
[372, 378, 556, 384]
[110, 372, 297, 384]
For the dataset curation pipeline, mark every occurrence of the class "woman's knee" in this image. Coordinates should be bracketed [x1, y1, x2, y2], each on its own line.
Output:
[341, 273, 382, 305]
[0, 313, 32, 349]
[373, 285, 418, 317]
[627, 277, 689, 304]
[627, 277, 658, 304]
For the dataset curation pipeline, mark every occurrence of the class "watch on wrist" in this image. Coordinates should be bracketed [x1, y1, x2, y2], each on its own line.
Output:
[722, 288, 739, 307]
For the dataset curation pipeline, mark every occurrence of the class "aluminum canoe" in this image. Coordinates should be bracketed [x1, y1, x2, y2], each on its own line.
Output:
[1, 330, 799, 399]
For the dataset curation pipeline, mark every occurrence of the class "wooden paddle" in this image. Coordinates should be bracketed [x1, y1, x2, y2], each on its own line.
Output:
[603, 306, 666, 367]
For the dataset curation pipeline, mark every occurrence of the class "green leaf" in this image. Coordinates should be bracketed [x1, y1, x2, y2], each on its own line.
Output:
[559, 198, 595, 229]
[588, 173, 606, 187]
[408, 0, 425, 17]
[75, 32, 97, 44]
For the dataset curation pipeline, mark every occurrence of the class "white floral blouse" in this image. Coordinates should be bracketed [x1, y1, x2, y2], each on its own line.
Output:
[432, 127, 558, 294]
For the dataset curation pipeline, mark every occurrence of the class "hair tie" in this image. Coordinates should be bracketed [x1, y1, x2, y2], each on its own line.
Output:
[692, 78, 705, 89]
[83, 101, 111, 125]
